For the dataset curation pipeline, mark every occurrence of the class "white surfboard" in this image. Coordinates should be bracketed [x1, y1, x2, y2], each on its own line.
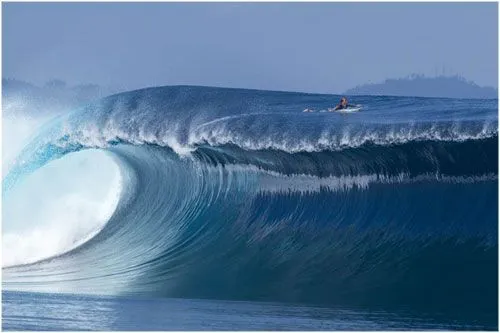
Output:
[328, 106, 362, 113]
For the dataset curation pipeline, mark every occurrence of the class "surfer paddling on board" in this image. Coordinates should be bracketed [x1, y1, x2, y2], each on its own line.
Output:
[333, 97, 354, 110]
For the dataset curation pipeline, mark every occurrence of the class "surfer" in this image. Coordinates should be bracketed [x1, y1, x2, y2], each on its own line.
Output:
[334, 97, 352, 110]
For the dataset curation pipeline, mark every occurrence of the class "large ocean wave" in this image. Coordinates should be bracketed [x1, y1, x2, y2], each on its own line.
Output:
[3, 86, 498, 319]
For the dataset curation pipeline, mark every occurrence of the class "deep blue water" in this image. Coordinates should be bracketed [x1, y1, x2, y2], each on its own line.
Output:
[3, 291, 495, 330]
[3, 86, 498, 330]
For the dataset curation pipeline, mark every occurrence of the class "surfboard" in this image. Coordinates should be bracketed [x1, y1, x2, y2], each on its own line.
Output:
[303, 106, 362, 113]
[328, 106, 362, 113]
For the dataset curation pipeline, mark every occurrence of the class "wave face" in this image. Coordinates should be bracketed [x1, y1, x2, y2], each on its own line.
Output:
[3, 86, 498, 320]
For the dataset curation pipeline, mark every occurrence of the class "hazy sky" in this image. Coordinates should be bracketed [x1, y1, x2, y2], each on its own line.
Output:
[3, 2, 498, 93]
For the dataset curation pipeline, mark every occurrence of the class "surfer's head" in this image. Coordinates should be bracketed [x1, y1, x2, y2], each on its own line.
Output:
[340, 97, 348, 106]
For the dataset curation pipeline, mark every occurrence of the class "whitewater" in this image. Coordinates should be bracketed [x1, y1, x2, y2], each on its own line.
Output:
[3, 86, 498, 330]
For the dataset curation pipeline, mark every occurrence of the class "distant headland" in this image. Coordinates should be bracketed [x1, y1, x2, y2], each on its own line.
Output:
[344, 74, 498, 99]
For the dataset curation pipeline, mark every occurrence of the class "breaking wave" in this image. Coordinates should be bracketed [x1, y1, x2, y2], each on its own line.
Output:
[3, 86, 497, 321]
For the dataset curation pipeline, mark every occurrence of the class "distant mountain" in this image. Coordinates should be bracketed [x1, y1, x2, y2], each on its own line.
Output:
[2, 78, 119, 116]
[345, 74, 498, 99]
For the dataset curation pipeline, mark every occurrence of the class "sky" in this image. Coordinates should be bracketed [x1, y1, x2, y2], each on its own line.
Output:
[2, 2, 498, 94]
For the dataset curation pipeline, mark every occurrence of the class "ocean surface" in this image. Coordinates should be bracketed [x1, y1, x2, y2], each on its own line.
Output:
[2, 86, 498, 330]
